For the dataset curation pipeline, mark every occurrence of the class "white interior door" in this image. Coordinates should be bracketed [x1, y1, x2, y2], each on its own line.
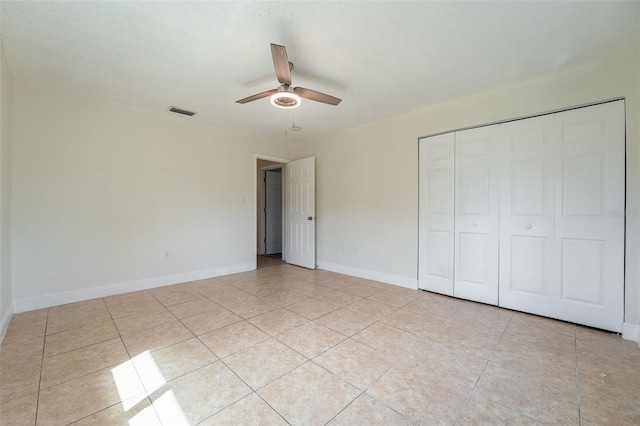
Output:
[265, 169, 283, 255]
[285, 157, 316, 269]
[419, 133, 455, 295]
[553, 101, 625, 332]
[499, 114, 556, 317]
[454, 125, 500, 305]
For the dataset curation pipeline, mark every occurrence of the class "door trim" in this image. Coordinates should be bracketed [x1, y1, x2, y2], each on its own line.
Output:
[260, 164, 286, 254]
[254, 154, 289, 267]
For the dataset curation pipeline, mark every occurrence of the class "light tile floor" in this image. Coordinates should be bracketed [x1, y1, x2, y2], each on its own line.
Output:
[1, 259, 639, 425]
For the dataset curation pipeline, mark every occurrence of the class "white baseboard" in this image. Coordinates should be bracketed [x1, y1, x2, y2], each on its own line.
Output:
[12, 262, 254, 313]
[0, 302, 14, 345]
[622, 322, 639, 345]
[316, 261, 418, 290]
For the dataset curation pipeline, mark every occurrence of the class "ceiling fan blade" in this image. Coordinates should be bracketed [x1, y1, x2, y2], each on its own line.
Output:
[294, 87, 342, 106]
[271, 43, 291, 86]
[236, 89, 277, 104]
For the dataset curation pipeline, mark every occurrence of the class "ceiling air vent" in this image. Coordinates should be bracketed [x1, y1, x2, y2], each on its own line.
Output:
[168, 106, 196, 116]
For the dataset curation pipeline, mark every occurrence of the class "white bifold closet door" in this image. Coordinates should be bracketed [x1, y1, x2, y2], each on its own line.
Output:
[554, 102, 625, 331]
[419, 100, 625, 332]
[418, 133, 455, 296]
[454, 125, 500, 305]
[500, 101, 625, 332]
[418, 126, 500, 305]
[498, 114, 557, 317]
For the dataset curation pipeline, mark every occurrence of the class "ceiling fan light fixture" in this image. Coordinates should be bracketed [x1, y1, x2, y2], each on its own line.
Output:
[270, 92, 301, 109]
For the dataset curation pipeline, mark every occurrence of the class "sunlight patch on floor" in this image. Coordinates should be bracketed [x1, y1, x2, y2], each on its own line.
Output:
[131, 350, 167, 394]
[111, 358, 148, 411]
[153, 390, 191, 425]
[111, 350, 189, 425]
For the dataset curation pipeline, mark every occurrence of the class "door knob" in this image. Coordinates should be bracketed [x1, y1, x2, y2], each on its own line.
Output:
[471, 223, 477, 227]
[526, 225, 532, 229]
[308, 216, 313, 221]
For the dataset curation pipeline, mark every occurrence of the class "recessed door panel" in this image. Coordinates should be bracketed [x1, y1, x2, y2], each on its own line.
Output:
[511, 129, 547, 151]
[512, 160, 546, 216]
[289, 223, 300, 254]
[457, 233, 488, 285]
[459, 137, 489, 157]
[510, 236, 547, 295]
[459, 165, 489, 215]
[562, 154, 604, 217]
[301, 224, 311, 255]
[428, 140, 453, 161]
[561, 238, 604, 305]
[427, 231, 451, 279]
[562, 120, 605, 144]
[428, 168, 451, 215]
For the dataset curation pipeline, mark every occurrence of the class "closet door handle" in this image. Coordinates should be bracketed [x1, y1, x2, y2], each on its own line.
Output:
[471, 223, 478, 227]
[526, 225, 532, 229]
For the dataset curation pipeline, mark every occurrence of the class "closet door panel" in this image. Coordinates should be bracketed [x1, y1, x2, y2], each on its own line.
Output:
[499, 114, 555, 316]
[554, 101, 624, 332]
[510, 235, 548, 294]
[419, 133, 455, 295]
[512, 159, 546, 215]
[459, 164, 489, 215]
[560, 238, 605, 304]
[458, 232, 489, 284]
[454, 125, 499, 305]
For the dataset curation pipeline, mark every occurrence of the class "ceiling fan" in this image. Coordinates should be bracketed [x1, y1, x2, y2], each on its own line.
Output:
[236, 43, 342, 109]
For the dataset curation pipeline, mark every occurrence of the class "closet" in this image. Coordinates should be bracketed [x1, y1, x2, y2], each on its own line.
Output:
[418, 100, 625, 332]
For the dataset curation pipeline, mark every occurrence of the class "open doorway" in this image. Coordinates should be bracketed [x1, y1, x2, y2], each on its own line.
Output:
[264, 168, 282, 256]
[256, 158, 285, 269]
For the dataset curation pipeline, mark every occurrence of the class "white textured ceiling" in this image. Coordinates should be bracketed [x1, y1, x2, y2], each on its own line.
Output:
[1, 1, 639, 142]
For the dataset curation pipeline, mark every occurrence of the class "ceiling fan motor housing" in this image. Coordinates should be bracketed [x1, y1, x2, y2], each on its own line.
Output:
[271, 85, 301, 109]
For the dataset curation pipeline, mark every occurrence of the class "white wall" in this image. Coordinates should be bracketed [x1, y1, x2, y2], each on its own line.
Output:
[11, 81, 291, 311]
[293, 51, 640, 329]
[0, 39, 14, 337]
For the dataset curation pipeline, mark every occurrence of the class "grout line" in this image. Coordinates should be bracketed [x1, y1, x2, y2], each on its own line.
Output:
[452, 310, 512, 425]
[193, 354, 284, 424]
[33, 308, 50, 425]
[252, 392, 293, 425]
[323, 389, 367, 424]
[575, 333, 582, 426]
